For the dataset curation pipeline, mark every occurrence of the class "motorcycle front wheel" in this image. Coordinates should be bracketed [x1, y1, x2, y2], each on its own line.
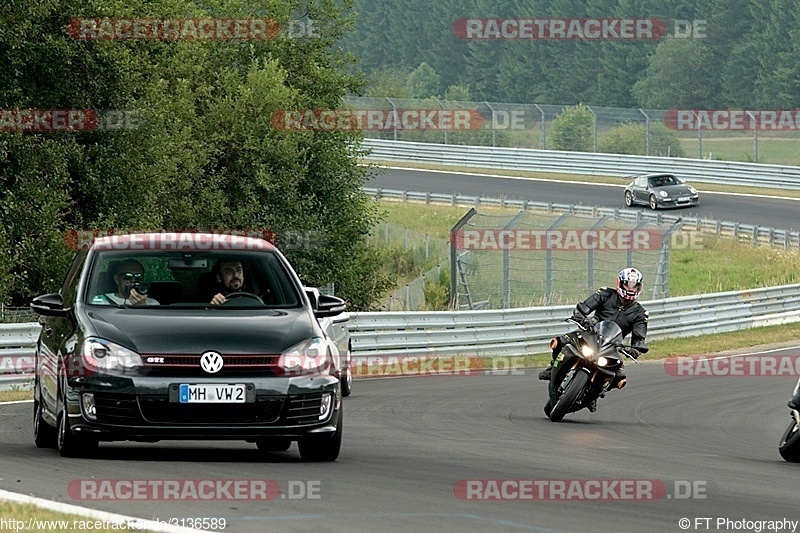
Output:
[549, 371, 589, 422]
[779, 418, 800, 462]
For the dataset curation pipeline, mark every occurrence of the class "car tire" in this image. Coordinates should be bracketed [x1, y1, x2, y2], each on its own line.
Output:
[255, 438, 292, 452]
[57, 401, 98, 458]
[648, 195, 658, 210]
[34, 398, 57, 449]
[624, 191, 634, 207]
[298, 407, 342, 462]
[341, 348, 352, 397]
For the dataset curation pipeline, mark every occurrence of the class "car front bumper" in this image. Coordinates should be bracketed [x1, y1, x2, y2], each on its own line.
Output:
[64, 374, 340, 441]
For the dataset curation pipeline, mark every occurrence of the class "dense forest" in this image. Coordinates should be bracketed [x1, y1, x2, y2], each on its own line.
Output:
[342, 0, 796, 109]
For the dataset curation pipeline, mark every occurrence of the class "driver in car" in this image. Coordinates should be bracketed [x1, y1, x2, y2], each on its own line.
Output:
[210, 259, 246, 305]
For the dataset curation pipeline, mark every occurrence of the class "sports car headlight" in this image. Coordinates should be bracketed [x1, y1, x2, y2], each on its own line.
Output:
[688, 186, 697, 194]
[658, 190, 669, 197]
[81, 338, 143, 374]
[278, 338, 331, 376]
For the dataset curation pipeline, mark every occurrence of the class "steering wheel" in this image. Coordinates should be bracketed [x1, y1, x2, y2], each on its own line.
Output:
[222, 291, 264, 305]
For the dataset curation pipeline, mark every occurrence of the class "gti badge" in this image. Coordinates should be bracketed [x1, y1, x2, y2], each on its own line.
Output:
[200, 351, 224, 374]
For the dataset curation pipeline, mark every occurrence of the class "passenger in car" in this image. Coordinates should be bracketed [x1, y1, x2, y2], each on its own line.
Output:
[97, 259, 160, 306]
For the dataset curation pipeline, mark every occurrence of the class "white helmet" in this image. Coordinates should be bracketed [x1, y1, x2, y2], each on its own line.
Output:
[616, 267, 643, 302]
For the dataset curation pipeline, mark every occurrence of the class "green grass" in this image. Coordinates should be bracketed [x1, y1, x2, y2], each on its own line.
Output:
[678, 136, 800, 166]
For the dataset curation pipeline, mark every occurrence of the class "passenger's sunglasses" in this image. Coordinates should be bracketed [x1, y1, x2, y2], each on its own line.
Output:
[120, 272, 144, 281]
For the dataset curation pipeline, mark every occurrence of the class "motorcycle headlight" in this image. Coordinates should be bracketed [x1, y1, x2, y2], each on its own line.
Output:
[581, 345, 594, 358]
[597, 356, 609, 367]
[81, 338, 143, 374]
[278, 338, 331, 377]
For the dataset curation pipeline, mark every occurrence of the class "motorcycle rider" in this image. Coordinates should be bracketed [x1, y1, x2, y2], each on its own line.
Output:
[538, 267, 649, 411]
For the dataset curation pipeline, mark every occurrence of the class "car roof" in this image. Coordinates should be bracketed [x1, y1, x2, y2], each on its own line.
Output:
[90, 232, 278, 252]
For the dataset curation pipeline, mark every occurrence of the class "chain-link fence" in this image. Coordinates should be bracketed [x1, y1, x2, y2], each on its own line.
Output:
[346, 96, 800, 165]
[366, 221, 451, 311]
[449, 209, 681, 309]
[0, 306, 37, 324]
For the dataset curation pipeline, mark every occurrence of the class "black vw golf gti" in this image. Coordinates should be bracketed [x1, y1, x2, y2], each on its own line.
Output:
[31, 232, 346, 461]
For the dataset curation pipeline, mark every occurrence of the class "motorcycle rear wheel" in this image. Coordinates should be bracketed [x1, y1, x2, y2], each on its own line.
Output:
[549, 371, 589, 422]
[779, 418, 800, 462]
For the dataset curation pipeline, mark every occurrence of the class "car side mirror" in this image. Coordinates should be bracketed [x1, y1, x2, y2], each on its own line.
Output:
[315, 294, 346, 318]
[30, 293, 69, 317]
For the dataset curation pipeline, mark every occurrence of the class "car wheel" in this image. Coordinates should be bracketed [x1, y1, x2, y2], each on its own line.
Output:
[57, 401, 97, 458]
[298, 407, 342, 462]
[624, 191, 634, 207]
[34, 398, 57, 449]
[255, 438, 292, 452]
[648, 195, 658, 210]
[341, 349, 352, 397]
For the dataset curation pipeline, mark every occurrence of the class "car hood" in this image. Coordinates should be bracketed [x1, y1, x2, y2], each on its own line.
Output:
[82, 306, 317, 354]
[659, 184, 695, 196]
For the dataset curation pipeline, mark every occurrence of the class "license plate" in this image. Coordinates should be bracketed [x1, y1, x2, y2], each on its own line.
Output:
[678, 197, 689, 202]
[179, 384, 246, 403]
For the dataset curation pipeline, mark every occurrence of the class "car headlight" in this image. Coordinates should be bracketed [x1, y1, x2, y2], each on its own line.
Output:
[278, 338, 331, 377]
[688, 186, 697, 194]
[658, 190, 669, 197]
[81, 338, 143, 374]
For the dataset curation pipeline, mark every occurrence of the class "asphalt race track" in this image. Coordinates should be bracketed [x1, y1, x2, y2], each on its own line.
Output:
[2, 169, 800, 532]
[368, 167, 800, 231]
[2, 350, 800, 532]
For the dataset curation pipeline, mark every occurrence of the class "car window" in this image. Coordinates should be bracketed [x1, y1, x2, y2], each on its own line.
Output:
[84, 250, 300, 308]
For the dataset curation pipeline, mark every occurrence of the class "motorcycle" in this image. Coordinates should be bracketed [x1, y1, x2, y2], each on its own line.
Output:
[778, 378, 800, 462]
[544, 304, 646, 422]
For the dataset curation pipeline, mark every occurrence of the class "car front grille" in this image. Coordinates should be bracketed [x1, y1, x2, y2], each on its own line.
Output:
[138, 395, 285, 424]
[285, 393, 325, 425]
[140, 353, 280, 377]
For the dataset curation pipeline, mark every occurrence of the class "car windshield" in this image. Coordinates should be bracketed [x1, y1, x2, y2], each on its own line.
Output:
[84, 250, 300, 308]
[649, 175, 680, 187]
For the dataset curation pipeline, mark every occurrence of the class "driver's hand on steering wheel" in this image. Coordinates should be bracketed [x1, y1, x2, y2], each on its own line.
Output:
[211, 293, 227, 305]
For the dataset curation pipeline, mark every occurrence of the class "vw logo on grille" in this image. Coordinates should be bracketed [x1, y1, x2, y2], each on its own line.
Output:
[200, 351, 224, 374]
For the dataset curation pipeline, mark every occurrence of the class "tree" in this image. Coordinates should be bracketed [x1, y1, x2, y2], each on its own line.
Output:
[549, 104, 594, 152]
[631, 38, 717, 109]
[0, 0, 393, 309]
[406, 62, 441, 99]
[599, 122, 685, 157]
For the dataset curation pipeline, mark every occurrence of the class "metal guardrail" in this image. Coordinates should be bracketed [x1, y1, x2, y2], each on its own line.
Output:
[363, 138, 800, 191]
[4, 284, 799, 388]
[364, 188, 800, 249]
[0, 323, 37, 391]
[348, 284, 800, 358]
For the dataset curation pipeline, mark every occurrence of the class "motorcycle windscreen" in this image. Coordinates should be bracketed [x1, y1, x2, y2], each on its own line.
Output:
[593, 320, 624, 346]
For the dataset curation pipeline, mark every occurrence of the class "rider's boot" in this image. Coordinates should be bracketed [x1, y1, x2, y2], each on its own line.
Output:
[538, 337, 563, 381]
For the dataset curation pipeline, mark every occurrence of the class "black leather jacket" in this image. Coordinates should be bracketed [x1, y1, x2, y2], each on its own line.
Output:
[574, 287, 649, 347]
